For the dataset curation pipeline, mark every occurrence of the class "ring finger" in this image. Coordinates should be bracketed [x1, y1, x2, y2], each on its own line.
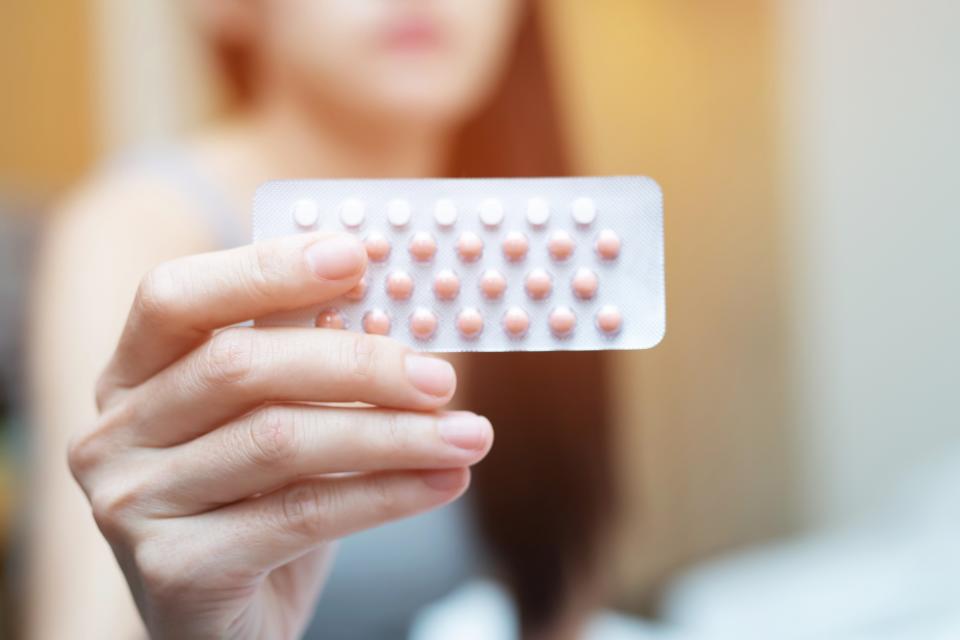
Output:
[106, 327, 458, 448]
[146, 406, 493, 515]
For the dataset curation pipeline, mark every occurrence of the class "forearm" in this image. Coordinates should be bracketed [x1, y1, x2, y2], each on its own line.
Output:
[24, 186, 210, 639]
[27, 475, 145, 639]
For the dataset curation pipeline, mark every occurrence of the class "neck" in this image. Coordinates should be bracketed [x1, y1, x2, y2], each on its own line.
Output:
[247, 91, 452, 180]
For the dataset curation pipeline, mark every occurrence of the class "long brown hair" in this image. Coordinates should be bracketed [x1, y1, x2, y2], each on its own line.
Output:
[450, 5, 616, 636]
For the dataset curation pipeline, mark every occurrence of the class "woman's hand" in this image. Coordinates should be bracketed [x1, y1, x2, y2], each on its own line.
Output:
[67, 232, 493, 640]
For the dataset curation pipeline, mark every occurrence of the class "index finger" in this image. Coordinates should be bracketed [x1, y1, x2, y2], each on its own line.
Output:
[101, 232, 367, 394]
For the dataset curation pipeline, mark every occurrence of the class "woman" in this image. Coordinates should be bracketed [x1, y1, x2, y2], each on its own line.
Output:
[29, 2, 615, 638]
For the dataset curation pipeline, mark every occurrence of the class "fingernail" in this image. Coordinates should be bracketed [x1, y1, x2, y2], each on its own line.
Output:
[438, 413, 491, 451]
[305, 235, 366, 280]
[421, 469, 466, 491]
[405, 354, 456, 397]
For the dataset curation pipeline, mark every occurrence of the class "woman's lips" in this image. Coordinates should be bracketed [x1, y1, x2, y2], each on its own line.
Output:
[380, 16, 446, 52]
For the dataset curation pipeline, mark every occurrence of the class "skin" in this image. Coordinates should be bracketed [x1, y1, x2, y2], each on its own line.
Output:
[29, 1, 523, 638]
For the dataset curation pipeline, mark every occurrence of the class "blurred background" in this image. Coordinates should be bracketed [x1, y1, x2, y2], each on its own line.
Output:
[1, 1, 958, 638]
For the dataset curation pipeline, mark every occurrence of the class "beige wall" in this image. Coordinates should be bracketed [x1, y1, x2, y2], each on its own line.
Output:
[542, 1, 793, 601]
[778, 0, 960, 524]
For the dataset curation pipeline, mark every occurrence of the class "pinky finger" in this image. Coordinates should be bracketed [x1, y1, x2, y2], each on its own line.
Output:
[185, 468, 470, 576]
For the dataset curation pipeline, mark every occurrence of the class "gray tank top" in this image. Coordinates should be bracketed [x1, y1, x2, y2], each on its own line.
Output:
[120, 150, 482, 639]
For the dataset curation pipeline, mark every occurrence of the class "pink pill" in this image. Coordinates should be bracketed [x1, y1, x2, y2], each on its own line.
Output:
[549, 306, 577, 338]
[457, 307, 484, 339]
[363, 309, 391, 335]
[410, 308, 438, 340]
[596, 305, 623, 335]
[386, 270, 414, 300]
[364, 232, 391, 262]
[315, 308, 345, 330]
[572, 268, 599, 300]
[502, 231, 529, 262]
[595, 229, 621, 261]
[344, 277, 368, 301]
[547, 230, 575, 262]
[456, 232, 484, 262]
[502, 307, 530, 338]
[479, 269, 507, 300]
[409, 231, 437, 262]
[433, 269, 460, 301]
[524, 268, 553, 300]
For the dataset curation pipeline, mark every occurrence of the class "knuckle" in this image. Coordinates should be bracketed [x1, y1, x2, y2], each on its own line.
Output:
[365, 476, 400, 518]
[244, 406, 300, 468]
[203, 328, 256, 386]
[135, 263, 182, 325]
[246, 242, 284, 301]
[340, 334, 379, 385]
[280, 482, 332, 539]
[93, 375, 112, 412]
[66, 429, 100, 481]
[382, 412, 414, 456]
[67, 403, 139, 480]
[89, 481, 144, 535]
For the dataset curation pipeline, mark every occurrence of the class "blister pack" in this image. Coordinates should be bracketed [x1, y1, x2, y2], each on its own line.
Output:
[253, 176, 664, 352]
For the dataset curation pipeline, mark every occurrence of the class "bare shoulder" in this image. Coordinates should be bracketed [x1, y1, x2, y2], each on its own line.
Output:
[34, 157, 240, 343]
[48, 158, 225, 262]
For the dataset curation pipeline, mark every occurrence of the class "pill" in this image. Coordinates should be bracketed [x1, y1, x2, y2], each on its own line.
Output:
[479, 269, 507, 300]
[524, 268, 553, 300]
[433, 269, 460, 301]
[387, 199, 412, 227]
[386, 270, 414, 300]
[502, 307, 530, 338]
[315, 308, 345, 329]
[479, 198, 504, 227]
[502, 231, 529, 262]
[526, 197, 550, 227]
[571, 197, 597, 225]
[410, 308, 438, 340]
[434, 199, 458, 227]
[292, 199, 319, 228]
[340, 198, 366, 228]
[344, 276, 368, 301]
[365, 232, 391, 262]
[363, 309, 391, 335]
[572, 268, 599, 300]
[456, 232, 484, 262]
[596, 305, 623, 335]
[409, 231, 437, 262]
[549, 306, 576, 338]
[595, 229, 621, 260]
[457, 307, 484, 339]
[547, 230, 575, 262]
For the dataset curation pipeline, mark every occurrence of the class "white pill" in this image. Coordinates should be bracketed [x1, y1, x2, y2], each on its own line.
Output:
[571, 197, 597, 225]
[434, 199, 458, 227]
[478, 199, 504, 227]
[526, 197, 550, 227]
[292, 199, 319, 228]
[339, 198, 366, 228]
[387, 199, 412, 227]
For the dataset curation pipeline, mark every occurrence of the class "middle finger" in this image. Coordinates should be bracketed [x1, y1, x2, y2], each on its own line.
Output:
[114, 327, 457, 447]
[145, 405, 493, 515]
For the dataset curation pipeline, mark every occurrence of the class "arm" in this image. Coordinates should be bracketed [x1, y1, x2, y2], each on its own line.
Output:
[26, 176, 226, 638]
